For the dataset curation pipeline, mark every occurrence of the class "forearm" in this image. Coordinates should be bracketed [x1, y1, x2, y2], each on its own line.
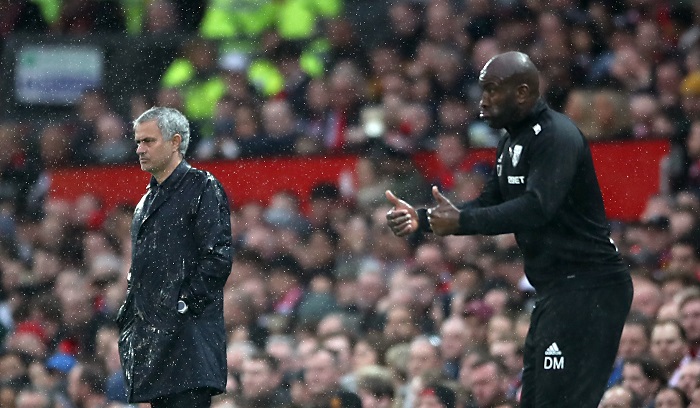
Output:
[457, 192, 547, 235]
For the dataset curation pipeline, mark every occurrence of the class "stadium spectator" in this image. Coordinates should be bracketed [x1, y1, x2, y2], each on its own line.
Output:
[237, 351, 291, 408]
[303, 346, 362, 408]
[622, 356, 667, 408]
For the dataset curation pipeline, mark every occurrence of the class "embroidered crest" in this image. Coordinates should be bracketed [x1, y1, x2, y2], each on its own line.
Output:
[511, 145, 523, 167]
[497, 152, 503, 177]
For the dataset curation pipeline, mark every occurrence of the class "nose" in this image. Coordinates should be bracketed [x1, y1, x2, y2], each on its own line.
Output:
[479, 94, 488, 109]
[136, 142, 145, 154]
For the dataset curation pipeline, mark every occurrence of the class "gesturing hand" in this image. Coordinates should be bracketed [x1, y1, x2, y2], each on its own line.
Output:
[428, 186, 461, 236]
[385, 190, 418, 237]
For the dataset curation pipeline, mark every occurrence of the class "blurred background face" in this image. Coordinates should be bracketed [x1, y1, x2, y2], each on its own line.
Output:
[304, 350, 340, 395]
[384, 307, 417, 343]
[650, 322, 687, 372]
[241, 359, 279, 398]
[599, 386, 633, 408]
[469, 362, 504, 407]
[407, 339, 440, 379]
[681, 298, 700, 345]
[677, 361, 700, 398]
[262, 100, 294, 136]
[655, 388, 685, 408]
[618, 323, 649, 359]
[622, 363, 656, 402]
[323, 335, 352, 375]
[440, 318, 470, 360]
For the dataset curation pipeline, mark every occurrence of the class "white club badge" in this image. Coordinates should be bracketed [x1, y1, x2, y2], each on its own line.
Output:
[497, 152, 503, 177]
[511, 144, 523, 167]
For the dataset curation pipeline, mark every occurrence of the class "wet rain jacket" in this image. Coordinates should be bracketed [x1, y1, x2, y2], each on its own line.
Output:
[117, 160, 233, 403]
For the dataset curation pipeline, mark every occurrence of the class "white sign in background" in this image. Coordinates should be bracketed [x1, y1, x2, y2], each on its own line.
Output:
[15, 45, 103, 105]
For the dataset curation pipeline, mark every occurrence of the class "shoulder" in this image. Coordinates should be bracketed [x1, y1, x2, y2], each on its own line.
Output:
[188, 167, 231, 205]
[181, 167, 228, 200]
[186, 167, 223, 187]
[536, 108, 585, 149]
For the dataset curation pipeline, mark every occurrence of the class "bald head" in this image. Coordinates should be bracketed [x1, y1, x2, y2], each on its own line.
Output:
[478, 51, 541, 129]
[480, 51, 540, 98]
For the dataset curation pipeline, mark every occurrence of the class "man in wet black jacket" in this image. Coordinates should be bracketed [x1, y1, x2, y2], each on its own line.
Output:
[386, 51, 633, 407]
[117, 107, 233, 407]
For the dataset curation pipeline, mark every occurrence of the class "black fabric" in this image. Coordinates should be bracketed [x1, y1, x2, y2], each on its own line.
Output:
[117, 161, 233, 402]
[519, 276, 633, 408]
[150, 387, 213, 408]
[432, 99, 628, 289]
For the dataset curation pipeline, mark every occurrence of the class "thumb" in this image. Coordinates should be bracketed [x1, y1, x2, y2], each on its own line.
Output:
[385, 190, 401, 206]
[432, 186, 449, 203]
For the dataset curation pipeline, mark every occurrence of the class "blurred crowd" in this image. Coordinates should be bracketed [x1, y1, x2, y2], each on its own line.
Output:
[2, 0, 700, 408]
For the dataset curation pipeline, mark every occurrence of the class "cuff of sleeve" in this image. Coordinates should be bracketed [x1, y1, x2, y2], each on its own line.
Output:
[458, 209, 474, 234]
[417, 208, 433, 233]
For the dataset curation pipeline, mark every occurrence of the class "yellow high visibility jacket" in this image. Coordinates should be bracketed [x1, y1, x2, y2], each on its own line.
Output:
[161, 59, 227, 122]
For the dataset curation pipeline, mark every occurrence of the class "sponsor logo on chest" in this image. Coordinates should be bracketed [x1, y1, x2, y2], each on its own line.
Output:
[507, 176, 526, 184]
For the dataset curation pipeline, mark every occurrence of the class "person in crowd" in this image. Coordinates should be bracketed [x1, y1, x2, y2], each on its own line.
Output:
[237, 351, 291, 408]
[355, 365, 396, 408]
[463, 355, 512, 408]
[599, 385, 640, 408]
[650, 319, 690, 385]
[67, 361, 109, 408]
[303, 346, 362, 408]
[609, 311, 653, 387]
[655, 386, 691, 408]
[416, 381, 457, 408]
[622, 356, 668, 408]
[680, 289, 700, 359]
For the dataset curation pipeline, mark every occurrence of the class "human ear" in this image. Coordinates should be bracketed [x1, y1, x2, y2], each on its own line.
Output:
[516, 84, 530, 103]
[172, 134, 182, 152]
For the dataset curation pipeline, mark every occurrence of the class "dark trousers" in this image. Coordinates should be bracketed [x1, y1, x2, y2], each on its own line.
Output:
[519, 277, 633, 408]
[150, 387, 213, 408]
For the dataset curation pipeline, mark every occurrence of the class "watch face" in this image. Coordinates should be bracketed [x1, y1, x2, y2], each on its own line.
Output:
[178, 300, 187, 313]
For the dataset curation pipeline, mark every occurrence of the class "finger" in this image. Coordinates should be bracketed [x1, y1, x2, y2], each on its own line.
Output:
[432, 185, 449, 204]
[395, 222, 414, 237]
[386, 209, 408, 221]
[385, 190, 400, 206]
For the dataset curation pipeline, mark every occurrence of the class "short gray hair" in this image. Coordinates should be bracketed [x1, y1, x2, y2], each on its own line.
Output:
[133, 107, 190, 156]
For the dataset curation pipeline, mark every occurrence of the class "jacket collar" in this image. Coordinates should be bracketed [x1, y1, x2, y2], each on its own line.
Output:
[148, 160, 191, 192]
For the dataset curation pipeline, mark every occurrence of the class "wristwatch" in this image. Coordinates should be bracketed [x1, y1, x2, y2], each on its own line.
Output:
[177, 299, 189, 314]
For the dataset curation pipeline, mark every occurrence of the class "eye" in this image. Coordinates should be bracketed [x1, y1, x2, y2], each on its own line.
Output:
[481, 84, 496, 95]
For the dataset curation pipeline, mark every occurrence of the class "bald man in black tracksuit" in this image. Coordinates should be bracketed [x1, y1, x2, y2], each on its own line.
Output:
[386, 52, 633, 407]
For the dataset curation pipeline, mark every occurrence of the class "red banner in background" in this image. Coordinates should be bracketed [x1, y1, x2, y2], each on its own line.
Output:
[589, 140, 669, 221]
[48, 139, 669, 222]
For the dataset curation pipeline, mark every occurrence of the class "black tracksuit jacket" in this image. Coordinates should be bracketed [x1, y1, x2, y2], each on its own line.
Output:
[419, 99, 627, 290]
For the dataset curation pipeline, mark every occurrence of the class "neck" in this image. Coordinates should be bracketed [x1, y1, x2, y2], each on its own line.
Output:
[153, 157, 182, 184]
[506, 99, 539, 133]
